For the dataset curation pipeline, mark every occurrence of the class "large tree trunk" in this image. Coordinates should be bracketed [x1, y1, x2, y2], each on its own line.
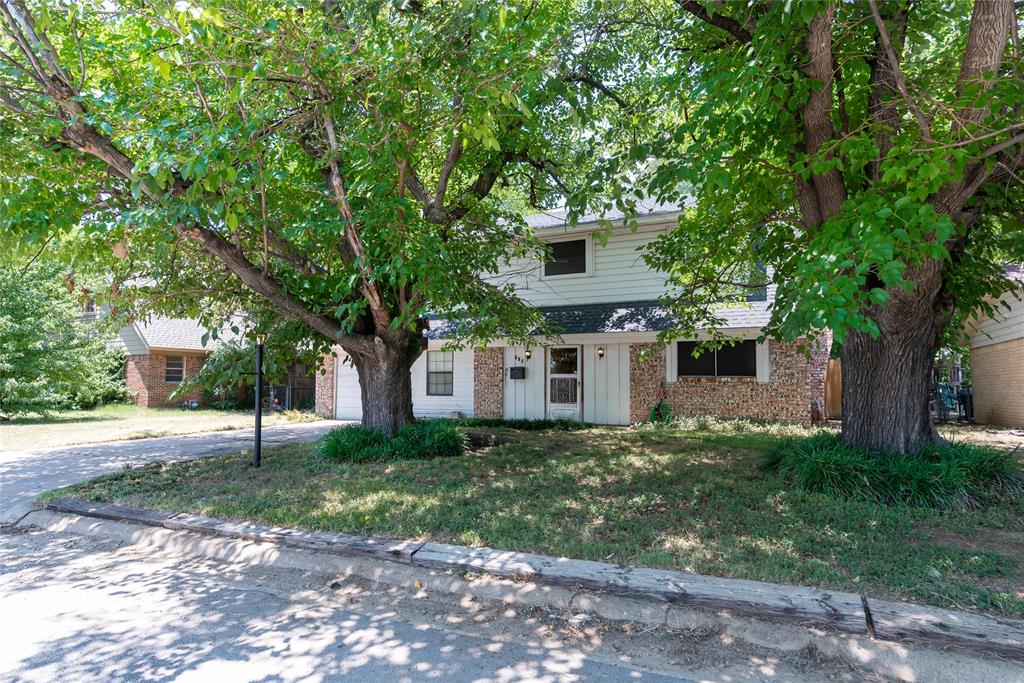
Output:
[840, 262, 950, 453]
[347, 331, 423, 436]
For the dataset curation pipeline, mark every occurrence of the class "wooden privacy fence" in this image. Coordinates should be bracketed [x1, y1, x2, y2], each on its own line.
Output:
[825, 359, 842, 419]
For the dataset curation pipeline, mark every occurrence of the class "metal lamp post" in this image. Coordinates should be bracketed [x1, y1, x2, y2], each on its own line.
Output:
[253, 335, 265, 468]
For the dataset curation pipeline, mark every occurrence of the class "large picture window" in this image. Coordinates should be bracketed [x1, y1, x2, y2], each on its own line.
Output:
[677, 341, 756, 378]
[426, 350, 454, 396]
[543, 238, 588, 276]
[165, 355, 185, 383]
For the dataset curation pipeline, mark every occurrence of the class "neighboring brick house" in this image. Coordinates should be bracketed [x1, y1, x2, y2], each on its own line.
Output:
[965, 265, 1024, 428]
[316, 204, 830, 426]
[113, 317, 218, 408]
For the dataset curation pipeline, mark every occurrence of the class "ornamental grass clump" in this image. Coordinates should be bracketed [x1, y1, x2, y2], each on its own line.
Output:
[763, 433, 1023, 509]
[317, 421, 467, 464]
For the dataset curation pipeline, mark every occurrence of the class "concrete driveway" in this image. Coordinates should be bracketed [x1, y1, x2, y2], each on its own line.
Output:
[0, 420, 342, 524]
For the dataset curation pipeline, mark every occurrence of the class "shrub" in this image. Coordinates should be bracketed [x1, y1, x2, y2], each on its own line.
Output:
[764, 433, 1023, 509]
[317, 420, 467, 464]
[455, 417, 592, 431]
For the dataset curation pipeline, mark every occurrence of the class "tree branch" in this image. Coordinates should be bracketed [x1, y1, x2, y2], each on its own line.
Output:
[867, 0, 933, 143]
[674, 0, 752, 43]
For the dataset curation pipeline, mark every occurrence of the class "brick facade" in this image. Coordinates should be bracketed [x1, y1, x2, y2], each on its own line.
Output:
[315, 347, 339, 419]
[473, 347, 505, 418]
[629, 335, 832, 425]
[125, 352, 205, 408]
[971, 337, 1024, 427]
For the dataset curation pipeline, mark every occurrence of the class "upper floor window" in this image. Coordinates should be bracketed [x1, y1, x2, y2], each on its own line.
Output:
[426, 351, 454, 396]
[678, 340, 756, 377]
[543, 238, 589, 277]
[165, 355, 185, 383]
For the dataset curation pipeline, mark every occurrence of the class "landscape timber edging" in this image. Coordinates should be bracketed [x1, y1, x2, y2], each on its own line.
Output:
[43, 497, 1024, 659]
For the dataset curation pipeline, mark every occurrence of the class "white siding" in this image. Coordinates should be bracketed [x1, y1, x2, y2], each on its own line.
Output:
[968, 288, 1024, 348]
[333, 350, 475, 420]
[117, 324, 149, 356]
[491, 222, 671, 307]
[504, 347, 546, 419]
[582, 343, 630, 425]
[410, 350, 475, 417]
[335, 355, 362, 420]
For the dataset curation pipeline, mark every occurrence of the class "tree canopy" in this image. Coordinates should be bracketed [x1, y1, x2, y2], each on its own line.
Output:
[570, 0, 1023, 450]
[0, 260, 127, 415]
[0, 0, 584, 432]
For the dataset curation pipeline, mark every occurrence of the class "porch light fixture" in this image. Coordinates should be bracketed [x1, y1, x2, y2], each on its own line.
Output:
[524, 349, 532, 360]
[597, 347, 605, 359]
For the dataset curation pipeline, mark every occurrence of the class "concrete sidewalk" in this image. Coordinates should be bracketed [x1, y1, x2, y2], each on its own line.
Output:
[0, 420, 343, 524]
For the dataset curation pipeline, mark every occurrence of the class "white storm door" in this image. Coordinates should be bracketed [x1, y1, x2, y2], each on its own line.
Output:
[546, 346, 581, 420]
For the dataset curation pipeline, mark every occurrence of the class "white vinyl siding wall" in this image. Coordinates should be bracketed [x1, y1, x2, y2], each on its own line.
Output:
[503, 347, 546, 420]
[333, 349, 475, 420]
[581, 343, 630, 425]
[490, 222, 670, 307]
[969, 289, 1024, 348]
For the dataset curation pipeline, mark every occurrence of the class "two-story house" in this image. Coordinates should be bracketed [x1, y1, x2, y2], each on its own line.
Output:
[314, 205, 831, 425]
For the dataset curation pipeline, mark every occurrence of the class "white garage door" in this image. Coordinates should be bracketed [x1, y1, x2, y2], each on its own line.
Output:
[334, 355, 363, 420]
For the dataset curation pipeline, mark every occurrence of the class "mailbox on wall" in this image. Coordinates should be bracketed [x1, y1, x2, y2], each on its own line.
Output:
[509, 366, 526, 380]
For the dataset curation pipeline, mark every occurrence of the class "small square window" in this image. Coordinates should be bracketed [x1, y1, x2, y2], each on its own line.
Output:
[165, 356, 185, 383]
[543, 239, 588, 276]
[426, 351, 454, 396]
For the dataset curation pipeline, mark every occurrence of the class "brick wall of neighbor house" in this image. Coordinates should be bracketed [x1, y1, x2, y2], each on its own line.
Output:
[125, 352, 205, 408]
[629, 336, 832, 425]
[474, 348, 505, 418]
[971, 337, 1024, 428]
[315, 348, 339, 419]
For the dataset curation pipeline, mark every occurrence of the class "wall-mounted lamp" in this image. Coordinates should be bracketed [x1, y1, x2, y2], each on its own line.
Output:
[524, 349, 532, 360]
[597, 347, 605, 359]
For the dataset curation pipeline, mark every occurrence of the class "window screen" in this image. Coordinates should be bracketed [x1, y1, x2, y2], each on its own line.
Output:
[165, 356, 185, 383]
[544, 239, 587, 276]
[677, 341, 756, 377]
[426, 351, 454, 396]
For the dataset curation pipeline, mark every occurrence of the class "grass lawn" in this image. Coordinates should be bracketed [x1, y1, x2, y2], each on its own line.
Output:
[42, 419, 1024, 617]
[1, 403, 317, 451]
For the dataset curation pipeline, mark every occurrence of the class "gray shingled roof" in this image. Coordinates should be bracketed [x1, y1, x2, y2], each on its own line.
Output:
[132, 316, 239, 351]
[524, 200, 686, 231]
[426, 297, 770, 340]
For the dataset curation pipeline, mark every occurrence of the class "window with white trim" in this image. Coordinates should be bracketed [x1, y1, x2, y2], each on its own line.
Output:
[677, 340, 757, 377]
[543, 238, 589, 277]
[426, 350, 454, 396]
[165, 355, 185, 383]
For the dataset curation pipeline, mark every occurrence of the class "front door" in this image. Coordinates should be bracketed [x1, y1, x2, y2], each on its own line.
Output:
[546, 346, 581, 420]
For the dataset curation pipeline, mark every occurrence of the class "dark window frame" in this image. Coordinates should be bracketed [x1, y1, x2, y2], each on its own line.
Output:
[165, 355, 185, 383]
[542, 237, 589, 277]
[677, 340, 757, 378]
[426, 350, 454, 396]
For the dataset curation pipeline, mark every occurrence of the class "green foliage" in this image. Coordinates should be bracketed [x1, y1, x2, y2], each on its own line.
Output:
[764, 433, 1023, 509]
[0, 262, 128, 415]
[0, 0, 583, 372]
[317, 421, 467, 463]
[571, 1, 1023, 348]
[61, 345, 131, 410]
[648, 401, 673, 424]
[455, 417, 593, 431]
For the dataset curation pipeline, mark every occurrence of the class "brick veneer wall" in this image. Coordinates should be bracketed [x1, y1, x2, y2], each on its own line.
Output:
[473, 347, 505, 418]
[971, 338, 1024, 427]
[315, 347, 339, 419]
[629, 335, 832, 425]
[125, 352, 205, 408]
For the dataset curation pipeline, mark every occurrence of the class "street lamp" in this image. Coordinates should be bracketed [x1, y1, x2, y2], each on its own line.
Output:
[253, 333, 266, 468]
